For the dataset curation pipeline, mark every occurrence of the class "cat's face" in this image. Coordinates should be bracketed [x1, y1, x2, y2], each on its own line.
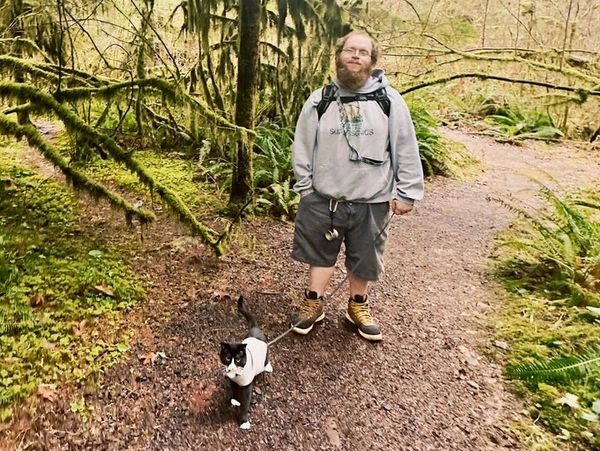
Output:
[220, 342, 247, 378]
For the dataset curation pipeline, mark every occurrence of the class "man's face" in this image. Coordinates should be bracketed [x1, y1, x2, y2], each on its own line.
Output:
[336, 35, 374, 91]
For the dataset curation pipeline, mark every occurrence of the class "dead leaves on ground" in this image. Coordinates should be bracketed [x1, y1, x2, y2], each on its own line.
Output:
[189, 380, 218, 413]
[36, 384, 58, 402]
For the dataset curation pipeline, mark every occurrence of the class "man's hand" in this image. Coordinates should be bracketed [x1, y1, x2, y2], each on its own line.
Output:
[390, 198, 414, 215]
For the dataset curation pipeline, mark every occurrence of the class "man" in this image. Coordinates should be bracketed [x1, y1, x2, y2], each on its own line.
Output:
[290, 31, 424, 342]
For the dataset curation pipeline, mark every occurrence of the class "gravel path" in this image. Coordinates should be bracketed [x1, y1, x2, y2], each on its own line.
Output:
[5, 128, 600, 451]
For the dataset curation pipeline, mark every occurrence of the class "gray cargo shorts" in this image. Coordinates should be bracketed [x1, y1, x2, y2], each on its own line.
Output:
[291, 192, 390, 281]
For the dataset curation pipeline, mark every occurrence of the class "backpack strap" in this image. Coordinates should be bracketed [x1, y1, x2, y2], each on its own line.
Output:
[316, 84, 338, 120]
[316, 85, 390, 119]
[373, 87, 391, 117]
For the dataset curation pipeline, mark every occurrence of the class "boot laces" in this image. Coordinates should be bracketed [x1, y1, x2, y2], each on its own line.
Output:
[299, 298, 320, 319]
[353, 301, 373, 325]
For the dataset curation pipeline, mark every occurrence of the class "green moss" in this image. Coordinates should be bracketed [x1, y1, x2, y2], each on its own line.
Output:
[493, 190, 600, 449]
[73, 149, 226, 214]
[0, 143, 143, 421]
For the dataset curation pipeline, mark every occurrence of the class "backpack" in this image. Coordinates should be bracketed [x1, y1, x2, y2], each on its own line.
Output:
[316, 83, 391, 120]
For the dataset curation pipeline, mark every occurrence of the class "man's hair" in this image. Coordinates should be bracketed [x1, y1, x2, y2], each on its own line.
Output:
[334, 31, 379, 65]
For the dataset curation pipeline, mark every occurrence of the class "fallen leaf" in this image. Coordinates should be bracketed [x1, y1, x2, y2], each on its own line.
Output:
[581, 411, 598, 422]
[37, 384, 57, 401]
[555, 393, 580, 409]
[72, 319, 87, 337]
[493, 340, 509, 350]
[94, 284, 114, 297]
[592, 399, 600, 414]
[31, 291, 45, 307]
[41, 341, 56, 351]
[138, 352, 157, 365]
[324, 417, 342, 448]
[189, 381, 218, 413]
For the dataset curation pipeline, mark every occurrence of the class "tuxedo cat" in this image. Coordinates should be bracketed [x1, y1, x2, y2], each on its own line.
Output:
[220, 296, 273, 429]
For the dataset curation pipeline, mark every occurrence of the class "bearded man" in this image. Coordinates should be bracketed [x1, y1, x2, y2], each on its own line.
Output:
[290, 31, 424, 341]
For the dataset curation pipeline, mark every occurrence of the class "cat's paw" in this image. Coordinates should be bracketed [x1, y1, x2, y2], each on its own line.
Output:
[264, 362, 273, 373]
[230, 399, 241, 407]
[240, 421, 251, 430]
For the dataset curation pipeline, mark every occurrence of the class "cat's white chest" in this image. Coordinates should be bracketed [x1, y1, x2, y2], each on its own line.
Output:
[228, 337, 268, 386]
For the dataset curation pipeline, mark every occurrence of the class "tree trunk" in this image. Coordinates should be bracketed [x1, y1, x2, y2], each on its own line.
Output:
[11, 0, 31, 130]
[481, 0, 490, 47]
[229, 0, 261, 205]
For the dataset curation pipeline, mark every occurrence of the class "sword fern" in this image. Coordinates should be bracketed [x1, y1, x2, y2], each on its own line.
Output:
[506, 348, 600, 385]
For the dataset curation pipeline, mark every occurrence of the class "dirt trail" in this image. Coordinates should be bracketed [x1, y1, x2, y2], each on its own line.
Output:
[6, 129, 600, 450]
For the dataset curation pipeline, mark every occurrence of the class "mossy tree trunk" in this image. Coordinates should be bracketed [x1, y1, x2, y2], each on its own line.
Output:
[10, 0, 31, 128]
[229, 0, 261, 205]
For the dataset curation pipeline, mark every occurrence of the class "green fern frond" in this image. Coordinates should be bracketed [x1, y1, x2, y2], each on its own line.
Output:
[506, 348, 600, 385]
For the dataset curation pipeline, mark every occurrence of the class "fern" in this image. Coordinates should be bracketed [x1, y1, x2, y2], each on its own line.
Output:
[506, 348, 600, 385]
[490, 184, 600, 305]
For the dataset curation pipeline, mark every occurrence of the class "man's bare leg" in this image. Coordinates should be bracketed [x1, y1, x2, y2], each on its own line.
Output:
[308, 266, 335, 297]
[348, 271, 369, 298]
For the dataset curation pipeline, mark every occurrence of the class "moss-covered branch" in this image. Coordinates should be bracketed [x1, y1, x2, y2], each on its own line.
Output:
[0, 55, 60, 82]
[2, 102, 32, 115]
[57, 77, 255, 137]
[0, 55, 254, 139]
[422, 34, 600, 86]
[0, 37, 54, 63]
[0, 81, 226, 255]
[0, 55, 102, 87]
[0, 113, 155, 224]
[400, 73, 600, 98]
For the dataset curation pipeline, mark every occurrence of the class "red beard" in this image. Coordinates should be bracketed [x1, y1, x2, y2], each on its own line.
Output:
[336, 57, 372, 91]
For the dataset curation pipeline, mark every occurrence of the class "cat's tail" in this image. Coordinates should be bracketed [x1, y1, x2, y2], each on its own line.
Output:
[237, 296, 258, 328]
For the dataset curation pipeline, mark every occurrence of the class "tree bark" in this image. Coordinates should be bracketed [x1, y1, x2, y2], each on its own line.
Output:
[230, 0, 261, 205]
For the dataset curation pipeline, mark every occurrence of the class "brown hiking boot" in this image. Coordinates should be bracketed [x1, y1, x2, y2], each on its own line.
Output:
[345, 294, 382, 341]
[291, 290, 325, 335]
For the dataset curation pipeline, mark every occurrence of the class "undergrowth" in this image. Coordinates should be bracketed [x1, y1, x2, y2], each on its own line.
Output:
[70, 147, 226, 218]
[408, 100, 476, 178]
[0, 141, 143, 422]
[492, 185, 600, 450]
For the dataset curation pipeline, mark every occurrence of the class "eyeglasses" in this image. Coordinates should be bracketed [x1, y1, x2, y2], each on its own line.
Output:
[341, 47, 371, 58]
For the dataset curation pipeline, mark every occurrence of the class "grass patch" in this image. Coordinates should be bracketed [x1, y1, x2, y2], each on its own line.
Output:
[70, 148, 226, 216]
[492, 186, 600, 450]
[0, 140, 144, 422]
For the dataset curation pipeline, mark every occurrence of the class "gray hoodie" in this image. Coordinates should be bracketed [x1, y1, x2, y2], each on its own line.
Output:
[292, 71, 424, 203]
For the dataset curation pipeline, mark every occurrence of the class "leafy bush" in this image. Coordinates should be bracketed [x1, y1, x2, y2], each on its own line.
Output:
[410, 104, 449, 176]
[486, 104, 564, 141]
[253, 122, 299, 219]
[492, 186, 600, 306]
[254, 123, 294, 188]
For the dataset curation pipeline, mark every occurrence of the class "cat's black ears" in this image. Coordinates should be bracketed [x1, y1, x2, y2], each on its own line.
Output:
[220, 341, 228, 349]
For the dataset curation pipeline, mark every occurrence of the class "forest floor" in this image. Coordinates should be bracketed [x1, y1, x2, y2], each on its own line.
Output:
[3, 127, 600, 450]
